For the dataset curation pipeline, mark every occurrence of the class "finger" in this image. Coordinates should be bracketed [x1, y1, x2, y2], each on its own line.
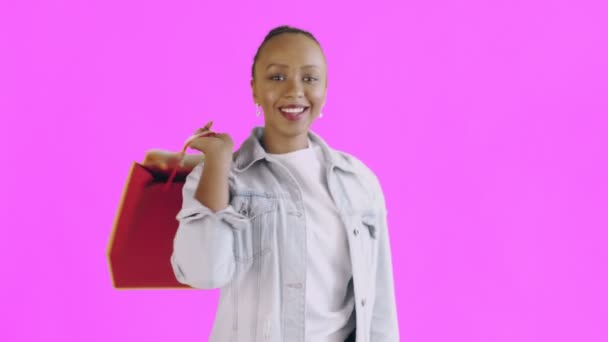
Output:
[194, 121, 214, 134]
[184, 133, 218, 152]
[194, 131, 217, 140]
[185, 131, 215, 146]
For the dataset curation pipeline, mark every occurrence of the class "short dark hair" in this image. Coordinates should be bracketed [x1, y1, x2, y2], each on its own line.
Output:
[251, 25, 322, 79]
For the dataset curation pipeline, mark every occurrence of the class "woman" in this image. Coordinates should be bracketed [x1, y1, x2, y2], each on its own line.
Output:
[169, 25, 399, 342]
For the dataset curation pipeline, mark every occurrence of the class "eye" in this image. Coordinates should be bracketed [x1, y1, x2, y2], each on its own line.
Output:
[270, 75, 284, 81]
[303, 76, 318, 82]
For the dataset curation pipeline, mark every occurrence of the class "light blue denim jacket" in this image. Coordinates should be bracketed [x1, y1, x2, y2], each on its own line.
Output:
[171, 127, 399, 342]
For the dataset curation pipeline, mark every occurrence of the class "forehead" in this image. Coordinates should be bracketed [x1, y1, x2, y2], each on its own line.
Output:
[258, 33, 326, 69]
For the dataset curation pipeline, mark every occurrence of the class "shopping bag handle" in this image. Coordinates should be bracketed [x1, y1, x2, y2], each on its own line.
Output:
[163, 122, 215, 192]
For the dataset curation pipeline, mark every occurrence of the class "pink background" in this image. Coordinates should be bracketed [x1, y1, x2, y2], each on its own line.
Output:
[2, 0, 607, 341]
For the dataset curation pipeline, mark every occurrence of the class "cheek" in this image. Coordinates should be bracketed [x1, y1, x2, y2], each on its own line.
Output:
[310, 88, 326, 105]
[263, 95, 278, 108]
[261, 86, 279, 103]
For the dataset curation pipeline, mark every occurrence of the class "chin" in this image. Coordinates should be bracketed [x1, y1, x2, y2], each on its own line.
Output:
[268, 121, 310, 138]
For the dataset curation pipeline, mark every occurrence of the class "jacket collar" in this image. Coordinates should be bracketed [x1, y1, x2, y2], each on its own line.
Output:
[233, 127, 355, 173]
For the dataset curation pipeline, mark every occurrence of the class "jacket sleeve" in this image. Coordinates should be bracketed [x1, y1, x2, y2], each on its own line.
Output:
[369, 173, 400, 341]
[170, 162, 250, 289]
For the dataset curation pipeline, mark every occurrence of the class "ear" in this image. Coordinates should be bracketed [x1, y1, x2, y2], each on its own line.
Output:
[250, 78, 258, 104]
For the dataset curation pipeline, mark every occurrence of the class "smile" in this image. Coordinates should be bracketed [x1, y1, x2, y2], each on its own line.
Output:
[279, 106, 309, 121]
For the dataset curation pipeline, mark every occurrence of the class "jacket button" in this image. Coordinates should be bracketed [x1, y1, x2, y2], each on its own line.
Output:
[353, 229, 359, 236]
[361, 298, 366, 306]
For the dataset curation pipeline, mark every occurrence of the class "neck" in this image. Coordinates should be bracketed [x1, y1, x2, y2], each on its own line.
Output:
[262, 129, 309, 154]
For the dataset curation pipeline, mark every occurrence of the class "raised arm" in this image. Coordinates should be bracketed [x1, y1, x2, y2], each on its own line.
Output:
[170, 131, 249, 289]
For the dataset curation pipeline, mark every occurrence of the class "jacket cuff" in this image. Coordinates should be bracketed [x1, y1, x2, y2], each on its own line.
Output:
[176, 202, 250, 231]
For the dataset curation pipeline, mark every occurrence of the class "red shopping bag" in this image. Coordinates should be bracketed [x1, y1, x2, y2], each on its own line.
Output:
[107, 162, 194, 289]
[108, 123, 214, 289]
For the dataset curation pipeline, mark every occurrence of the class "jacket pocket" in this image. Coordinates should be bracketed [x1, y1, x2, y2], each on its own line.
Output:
[231, 194, 276, 262]
[360, 213, 379, 270]
[361, 214, 378, 240]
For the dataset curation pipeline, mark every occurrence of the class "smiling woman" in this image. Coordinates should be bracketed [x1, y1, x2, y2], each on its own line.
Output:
[169, 25, 399, 342]
[251, 28, 328, 154]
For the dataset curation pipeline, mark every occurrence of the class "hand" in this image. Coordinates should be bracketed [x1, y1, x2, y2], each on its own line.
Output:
[186, 122, 234, 163]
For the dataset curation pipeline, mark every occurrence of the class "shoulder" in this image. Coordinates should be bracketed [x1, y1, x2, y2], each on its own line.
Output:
[333, 149, 379, 182]
[331, 149, 386, 211]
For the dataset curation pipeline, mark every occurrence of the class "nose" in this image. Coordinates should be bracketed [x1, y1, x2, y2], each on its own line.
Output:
[284, 78, 304, 98]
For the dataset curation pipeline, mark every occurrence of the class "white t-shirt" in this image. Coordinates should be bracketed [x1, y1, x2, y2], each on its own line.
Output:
[267, 139, 356, 342]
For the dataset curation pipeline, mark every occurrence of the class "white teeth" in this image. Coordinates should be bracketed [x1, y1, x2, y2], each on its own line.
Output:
[281, 107, 305, 114]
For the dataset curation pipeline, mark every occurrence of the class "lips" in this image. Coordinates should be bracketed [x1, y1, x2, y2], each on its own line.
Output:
[279, 106, 309, 121]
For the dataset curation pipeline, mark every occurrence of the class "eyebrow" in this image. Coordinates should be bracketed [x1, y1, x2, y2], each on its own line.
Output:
[266, 63, 321, 70]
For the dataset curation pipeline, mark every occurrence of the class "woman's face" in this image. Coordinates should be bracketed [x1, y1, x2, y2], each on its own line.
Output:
[251, 33, 327, 140]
